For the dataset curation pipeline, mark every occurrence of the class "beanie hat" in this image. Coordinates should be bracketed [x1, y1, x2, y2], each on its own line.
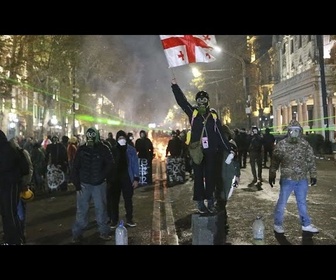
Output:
[116, 130, 127, 140]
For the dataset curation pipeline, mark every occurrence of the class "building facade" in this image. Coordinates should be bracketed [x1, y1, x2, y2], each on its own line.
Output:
[271, 35, 336, 140]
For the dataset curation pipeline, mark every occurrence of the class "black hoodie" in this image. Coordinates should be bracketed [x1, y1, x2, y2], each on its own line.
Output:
[0, 130, 21, 184]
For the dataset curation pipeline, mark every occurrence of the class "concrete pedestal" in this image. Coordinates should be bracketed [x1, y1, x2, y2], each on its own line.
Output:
[191, 212, 227, 245]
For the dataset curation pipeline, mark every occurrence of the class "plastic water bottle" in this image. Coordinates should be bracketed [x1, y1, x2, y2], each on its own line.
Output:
[115, 220, 128, 245]
[252, 215, 265, 245]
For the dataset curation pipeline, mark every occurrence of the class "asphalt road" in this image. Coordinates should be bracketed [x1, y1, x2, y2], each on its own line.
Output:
[1, 156, 336, 245]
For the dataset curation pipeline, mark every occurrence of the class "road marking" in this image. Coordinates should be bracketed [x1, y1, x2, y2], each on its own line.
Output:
[151, 160, 161, 245]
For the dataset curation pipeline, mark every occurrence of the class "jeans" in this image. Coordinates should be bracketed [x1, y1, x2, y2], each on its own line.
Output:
[274, 178, 311, 227]
[72, 181, 110, 238]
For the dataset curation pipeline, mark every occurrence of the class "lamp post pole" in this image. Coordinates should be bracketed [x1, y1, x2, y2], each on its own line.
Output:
[222, 50, 251, 129]
[72, 87, 79, 136]
[316, 35, 329, 141]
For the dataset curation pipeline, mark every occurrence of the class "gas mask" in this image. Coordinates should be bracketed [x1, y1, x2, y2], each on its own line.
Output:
[86, 128, 98, 146]
[288, 126, 301, 143]
[196, 97, 209, 115]
[195, 91, 209, 115]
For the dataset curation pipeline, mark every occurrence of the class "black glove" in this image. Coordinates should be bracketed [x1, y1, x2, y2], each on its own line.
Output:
[269, 175, 276, 188]
[310, 178, 317, 186]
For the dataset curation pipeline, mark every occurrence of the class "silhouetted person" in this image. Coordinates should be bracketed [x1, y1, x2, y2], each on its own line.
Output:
[263, 127, 275, 168]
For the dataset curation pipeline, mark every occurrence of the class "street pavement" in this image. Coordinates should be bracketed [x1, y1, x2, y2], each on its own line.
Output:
[1, 156, 336, 245]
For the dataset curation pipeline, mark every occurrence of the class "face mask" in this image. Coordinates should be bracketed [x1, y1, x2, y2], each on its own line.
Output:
[129, 136, 133, 140]
[118, 139, 127, 146]
[288, 127, 301, 143]
[86, 129, 97, 145]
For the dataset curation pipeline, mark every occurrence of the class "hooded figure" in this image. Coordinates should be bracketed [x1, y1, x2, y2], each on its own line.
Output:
[86, 127, 100, 146]
[269, 119, 319, 234]
[286, 119, 302, 143]
[71, 127, 115, 243]
[0, 130, 26, 244]
[135, 130, 154, 185]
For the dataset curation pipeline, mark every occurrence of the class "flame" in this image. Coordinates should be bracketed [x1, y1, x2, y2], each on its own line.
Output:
[152, 135, 170, 161]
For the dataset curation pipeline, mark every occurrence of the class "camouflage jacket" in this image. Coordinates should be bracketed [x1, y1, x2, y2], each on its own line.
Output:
[269, 137, 317, 181]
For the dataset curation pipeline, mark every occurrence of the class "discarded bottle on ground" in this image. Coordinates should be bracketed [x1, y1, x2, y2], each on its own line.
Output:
[115, 220, 128, 245]
[252, 215, 265, 245]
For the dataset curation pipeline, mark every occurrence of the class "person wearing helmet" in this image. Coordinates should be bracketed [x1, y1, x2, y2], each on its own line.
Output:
[269, 119, 319, 235]
[71, 127, 116, 243]
[171, 78, 233, 214]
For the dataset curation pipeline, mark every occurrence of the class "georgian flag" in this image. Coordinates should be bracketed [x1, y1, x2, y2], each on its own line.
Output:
[160, 35, 217, 68]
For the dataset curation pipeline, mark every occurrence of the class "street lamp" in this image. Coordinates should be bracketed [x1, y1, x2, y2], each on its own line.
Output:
[191, 66, 234, 120]
[216, 48, 251, 128]
[72, 87, 79, 136]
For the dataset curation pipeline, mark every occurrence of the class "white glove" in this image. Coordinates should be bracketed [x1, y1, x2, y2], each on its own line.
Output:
[225, 152, 234, 164]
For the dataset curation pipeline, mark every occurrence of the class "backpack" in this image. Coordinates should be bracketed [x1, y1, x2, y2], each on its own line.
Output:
[186, 108, 218, 145]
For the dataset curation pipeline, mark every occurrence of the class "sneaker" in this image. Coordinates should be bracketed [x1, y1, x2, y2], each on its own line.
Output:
[302, 224, 319, 233]
[99, 234, 112, 241]
[207, 199, 216, 214]
[274, 225, 285, 234]
[248, 178, 257, 186]
[196, 201, 209, 214]
[72, 235, 84, 244]
[207, 205, 217, 214]
[126, 220, 137, 227]
[110, 222, 118, 229]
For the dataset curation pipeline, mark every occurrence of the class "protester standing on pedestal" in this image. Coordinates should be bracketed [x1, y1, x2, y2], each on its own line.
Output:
[171, 78, 233, 214]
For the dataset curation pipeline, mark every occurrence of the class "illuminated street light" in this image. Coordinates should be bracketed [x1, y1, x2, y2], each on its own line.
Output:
[216, 47, 251, 128]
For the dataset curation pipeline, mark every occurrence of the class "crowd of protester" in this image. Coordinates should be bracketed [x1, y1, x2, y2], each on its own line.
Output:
[0, 113, 320, 244]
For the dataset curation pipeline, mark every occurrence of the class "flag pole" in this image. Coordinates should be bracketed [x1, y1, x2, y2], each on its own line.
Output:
[170, 68, 176, 81]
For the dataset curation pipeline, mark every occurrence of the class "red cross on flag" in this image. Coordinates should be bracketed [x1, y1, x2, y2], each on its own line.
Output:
[160, 35, 217, 68]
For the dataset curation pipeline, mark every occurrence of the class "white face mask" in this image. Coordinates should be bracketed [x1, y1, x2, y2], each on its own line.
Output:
[118, 139, 127, 146]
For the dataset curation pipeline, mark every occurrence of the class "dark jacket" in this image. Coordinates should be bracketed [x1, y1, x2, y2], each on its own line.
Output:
[0, 130, 22, 185]
[171, 83, 231, 153]
[166, 136, 183, 157]
[71, 141, 115, 190]
[111, 144, 140, 183]
[249, 134, 264, 154]
[45, 142, 68, 170]
[135, 130, 154, 160]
